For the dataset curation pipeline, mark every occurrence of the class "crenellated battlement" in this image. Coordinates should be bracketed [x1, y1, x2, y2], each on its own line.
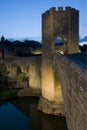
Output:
[43, 6, 78, 16]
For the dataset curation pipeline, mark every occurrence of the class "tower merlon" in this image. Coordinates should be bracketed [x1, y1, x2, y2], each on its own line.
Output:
[65, 6, 71, 10]
[49, 7, 56, 12]
[58, 7, 63, 11]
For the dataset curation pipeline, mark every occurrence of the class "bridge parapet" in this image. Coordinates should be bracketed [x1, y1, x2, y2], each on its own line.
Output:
[55, 53, 87, 130]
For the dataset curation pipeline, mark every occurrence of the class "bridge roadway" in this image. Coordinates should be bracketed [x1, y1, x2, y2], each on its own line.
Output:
[67, 52, 87, 68]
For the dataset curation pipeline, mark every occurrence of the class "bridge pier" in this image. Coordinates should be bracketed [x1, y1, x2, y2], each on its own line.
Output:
[28, 57, 41, 96]
[38, 56, 64, 115]
[37, 38, 64, 115]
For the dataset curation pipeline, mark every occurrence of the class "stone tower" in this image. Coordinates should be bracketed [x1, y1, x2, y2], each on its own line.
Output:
[38, 7, 79, 115]
[42, 6, 79, 55]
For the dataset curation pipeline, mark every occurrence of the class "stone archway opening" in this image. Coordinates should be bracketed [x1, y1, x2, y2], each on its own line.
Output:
[11, 63, 22, 77]
[54, 36, 67, 54]
[55, 37, 64, 54]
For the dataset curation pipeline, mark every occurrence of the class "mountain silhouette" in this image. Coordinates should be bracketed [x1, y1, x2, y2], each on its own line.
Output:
[79, 36, 87, 42]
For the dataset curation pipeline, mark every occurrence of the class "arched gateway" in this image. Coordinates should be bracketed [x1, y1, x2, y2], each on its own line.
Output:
[38, 7, 79, 115]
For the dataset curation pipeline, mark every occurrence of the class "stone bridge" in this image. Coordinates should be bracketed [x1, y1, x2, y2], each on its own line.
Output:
[0, 53, 87, 130]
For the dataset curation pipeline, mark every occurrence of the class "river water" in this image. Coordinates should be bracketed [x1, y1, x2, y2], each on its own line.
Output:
[0, 97, 68, 130]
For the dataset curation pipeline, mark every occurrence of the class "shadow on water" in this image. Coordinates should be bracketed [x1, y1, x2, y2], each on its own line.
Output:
[0, 97, 68, 130]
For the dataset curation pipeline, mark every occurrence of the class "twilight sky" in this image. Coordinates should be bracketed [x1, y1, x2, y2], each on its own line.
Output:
[0, 0, 87, 41]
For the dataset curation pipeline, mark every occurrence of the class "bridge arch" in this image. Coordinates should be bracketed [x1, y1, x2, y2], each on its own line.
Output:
[11, 63, 22, 77]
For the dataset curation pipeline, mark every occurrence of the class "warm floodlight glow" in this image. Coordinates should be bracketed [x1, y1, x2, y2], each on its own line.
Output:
[32, 50, 42, 54]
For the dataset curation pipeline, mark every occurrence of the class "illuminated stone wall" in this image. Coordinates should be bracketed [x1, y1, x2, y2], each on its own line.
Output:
[0, 56, 41, 96]
[41, 6, 79, 101]
[28, 56, 41, 89]
[55, 54, 87, 130]
[39, 6, 79, 115]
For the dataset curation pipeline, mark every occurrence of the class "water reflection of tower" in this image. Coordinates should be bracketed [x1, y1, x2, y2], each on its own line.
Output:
[11, 97, 67, 130]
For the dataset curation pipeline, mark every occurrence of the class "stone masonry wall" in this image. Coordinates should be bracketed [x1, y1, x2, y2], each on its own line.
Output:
[0, 56, 42, 96]
[29, 56, 41, 89]
[42, 7, 79, 54]
[55, 53, 87, 130]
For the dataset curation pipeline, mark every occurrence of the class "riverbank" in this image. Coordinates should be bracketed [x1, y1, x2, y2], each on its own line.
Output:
[0, 83, 41, 101]
[0, 88, 18, 101]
